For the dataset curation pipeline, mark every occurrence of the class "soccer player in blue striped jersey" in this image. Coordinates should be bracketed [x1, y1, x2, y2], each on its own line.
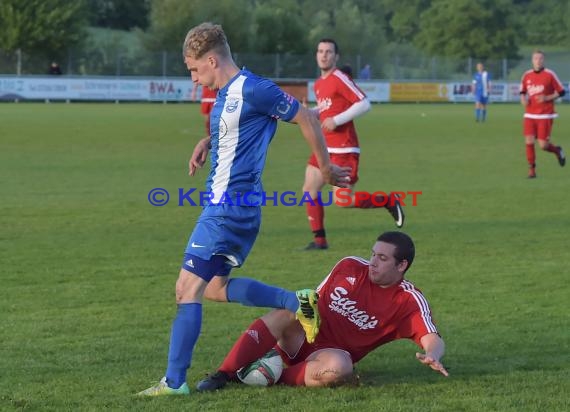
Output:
[137, 22, 351, 396]
[472, 62, 490, 122]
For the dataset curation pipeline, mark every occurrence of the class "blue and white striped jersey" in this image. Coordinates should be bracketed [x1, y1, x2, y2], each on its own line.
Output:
[206, 70, 299, 204]
[473, 70, 490, 97]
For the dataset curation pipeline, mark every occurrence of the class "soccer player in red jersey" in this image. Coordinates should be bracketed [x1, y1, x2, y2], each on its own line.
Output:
[196, 231, 448, 390]
[191, 84, 217, 136]
[303, 39, 404, 250]
[520, 50, 566, 178]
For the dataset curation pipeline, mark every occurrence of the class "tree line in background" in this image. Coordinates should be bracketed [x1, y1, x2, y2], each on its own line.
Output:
[1, 0, 569, 74]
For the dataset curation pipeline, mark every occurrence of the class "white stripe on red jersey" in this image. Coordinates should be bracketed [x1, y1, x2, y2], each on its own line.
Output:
[332, 70, 366, 100]
[524, 113, 559, 119]
[400, 280, 438, 333]
[327, 147, 360, 154]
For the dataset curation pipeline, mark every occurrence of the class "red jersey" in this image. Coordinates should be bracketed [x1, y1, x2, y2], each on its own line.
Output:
[520, 68, 565, 119]
[314, 69, 366, 153]
[314, 257, 438, 363]
[201, 86, 217, 103]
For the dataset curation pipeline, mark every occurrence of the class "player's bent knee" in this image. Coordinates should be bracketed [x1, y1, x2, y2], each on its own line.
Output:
[307, 366, 354, 387]
[263, 308, 294, 323]
[175, 280, 186, 303]
[306, 349, 353, 387]
[302, 183, 322, 198]
[324, 370, 355, 387]
[203, 289, 226, 302]
[175, 270, 209, 303]
[203, 284, 227, 302]
[202, 276, 229, 302]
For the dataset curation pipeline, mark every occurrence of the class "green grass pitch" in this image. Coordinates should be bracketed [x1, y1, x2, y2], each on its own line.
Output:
[0, 102, 568, 411]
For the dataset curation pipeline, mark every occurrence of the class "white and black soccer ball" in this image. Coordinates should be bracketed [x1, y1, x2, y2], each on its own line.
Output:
[236, 349, 283, 386]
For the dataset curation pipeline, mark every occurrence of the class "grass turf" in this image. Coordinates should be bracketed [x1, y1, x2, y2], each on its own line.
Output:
[0, 102, 568, 411]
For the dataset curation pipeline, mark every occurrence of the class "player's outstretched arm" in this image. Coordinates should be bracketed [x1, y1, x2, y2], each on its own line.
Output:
[322, 98, 371, 132]
[417, 333, 449, 377]
[189, 136, 211, 176]
[292, 105, 351, 188]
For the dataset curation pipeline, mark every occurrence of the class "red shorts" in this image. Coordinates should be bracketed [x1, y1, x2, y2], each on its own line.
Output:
[524, 118, 554, 141]
[201, 101, 214, 115]
[308, 152, 359, 185]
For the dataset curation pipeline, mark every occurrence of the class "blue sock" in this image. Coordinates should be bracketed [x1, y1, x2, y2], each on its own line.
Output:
[226, 278, 299, 312]
[475, 108, 480, 121]
[482, 109, 486, 122]
[165, 303, 202, 389]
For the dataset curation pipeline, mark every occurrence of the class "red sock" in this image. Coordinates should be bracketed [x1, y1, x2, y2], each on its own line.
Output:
[279, 362, 307, 386]
[526, 144, 536, 167]
[355, 192, 387, 209]
[306, 199, 326, 242]
[219, 319, 277, 376]
[544, 143, 559, 154]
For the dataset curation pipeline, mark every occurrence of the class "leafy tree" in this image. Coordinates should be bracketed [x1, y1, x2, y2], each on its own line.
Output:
[513, 0, 569, 45]
[86, 0, 151, 30]
[0, 0, 86, 59]
[0, 1, 21, 52]
[144, 0, 253, 53]
[415, 0, 519, 60]
[381, 0, 431, 43]
[248, 0, 308, 54]
[304, 0, 386, 57]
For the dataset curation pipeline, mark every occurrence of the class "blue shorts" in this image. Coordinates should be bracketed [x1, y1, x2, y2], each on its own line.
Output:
[475, 94, 488, 105]
[182, 204, 261, 281]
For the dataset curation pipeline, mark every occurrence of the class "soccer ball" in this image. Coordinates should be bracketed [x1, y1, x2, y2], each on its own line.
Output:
[236, 349, 283, 386]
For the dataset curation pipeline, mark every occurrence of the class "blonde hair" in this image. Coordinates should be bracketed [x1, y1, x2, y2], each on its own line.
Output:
[183, 22, 231, 59]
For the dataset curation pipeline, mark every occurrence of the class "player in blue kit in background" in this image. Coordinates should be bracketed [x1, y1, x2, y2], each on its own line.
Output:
[137, 22, 351, 396]
[472, 62, 490, 122]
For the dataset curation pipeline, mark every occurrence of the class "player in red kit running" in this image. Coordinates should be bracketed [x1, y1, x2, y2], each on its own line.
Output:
[520, 50, 566, 178]
[303, 39, 404, 250]
[191, 84, 217, 136]
[196, 231, 448, 390]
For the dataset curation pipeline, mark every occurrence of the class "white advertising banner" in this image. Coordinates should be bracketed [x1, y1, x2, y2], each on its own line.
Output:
[447, 82, 516, 102]
[356, 82, 391, 102]
[0, 77, 555, 103]
[0, 77, 196, 101]
[506, 82, 521, 102]
[148, 79, 194, 101]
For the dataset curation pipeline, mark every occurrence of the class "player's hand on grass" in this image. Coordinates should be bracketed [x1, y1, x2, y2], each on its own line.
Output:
[189, 137, 211, 176]
[416, 352, 449, 377]
[323, 164, 352, 188]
